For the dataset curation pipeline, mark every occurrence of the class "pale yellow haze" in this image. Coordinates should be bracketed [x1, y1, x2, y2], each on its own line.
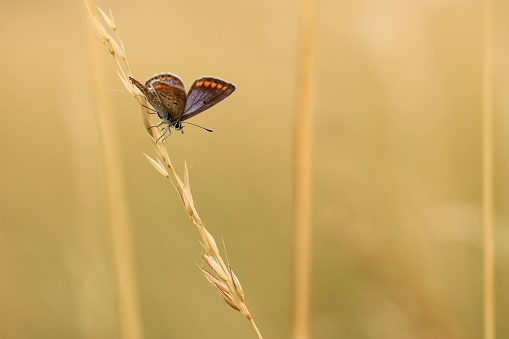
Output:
[0, 1, 507, 339]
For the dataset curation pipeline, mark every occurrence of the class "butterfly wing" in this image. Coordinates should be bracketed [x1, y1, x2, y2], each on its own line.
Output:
[146, 74, 187, 123]
[129, 76, 168, 118]
[182, 77, 236, 121]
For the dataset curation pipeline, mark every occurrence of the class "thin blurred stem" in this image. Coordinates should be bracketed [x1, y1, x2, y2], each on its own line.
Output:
[85, 5, 144, 339]
[482, 0, 495, 339]
[291, 0, 315, 338]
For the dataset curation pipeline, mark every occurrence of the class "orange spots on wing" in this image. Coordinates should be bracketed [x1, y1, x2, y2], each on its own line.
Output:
[216, 84, 223, 89]
[204, 81, 211, 87]
[210, 82, 218, 88]
[196, 81, 204, 87]
[153, 83, 172, 90]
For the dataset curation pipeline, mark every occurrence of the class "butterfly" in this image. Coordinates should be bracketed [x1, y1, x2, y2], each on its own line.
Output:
[129, 73, 236, 139]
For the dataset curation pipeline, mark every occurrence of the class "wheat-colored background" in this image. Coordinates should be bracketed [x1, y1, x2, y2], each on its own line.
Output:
[1, 0, 508, 338]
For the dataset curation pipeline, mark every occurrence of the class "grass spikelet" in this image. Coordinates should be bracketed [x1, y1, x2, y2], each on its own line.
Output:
[201, 268, 230, 292]
[86, 3, 263, 338]
[203, 254, 229, 282]
[144, 153, 169, 177]
[96, 7, 116, 30]
[216, 286, 242, 312]
[200, 228, 220, 254]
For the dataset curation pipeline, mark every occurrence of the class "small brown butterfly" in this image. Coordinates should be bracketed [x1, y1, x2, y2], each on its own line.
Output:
[129, 73, 235, 139]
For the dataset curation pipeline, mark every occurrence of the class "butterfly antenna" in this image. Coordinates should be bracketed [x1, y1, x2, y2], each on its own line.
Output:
[182, 121, 213, 132]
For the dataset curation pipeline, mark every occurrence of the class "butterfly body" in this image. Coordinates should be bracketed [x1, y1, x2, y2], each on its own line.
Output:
[129, 73, 236, 135]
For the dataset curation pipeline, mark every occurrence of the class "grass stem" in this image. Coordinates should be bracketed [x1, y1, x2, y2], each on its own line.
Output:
[291, 0, 315, 338]
[84, 3, 143, 338]
[85, 3, 263, 338]
[482, 0, 495, 338]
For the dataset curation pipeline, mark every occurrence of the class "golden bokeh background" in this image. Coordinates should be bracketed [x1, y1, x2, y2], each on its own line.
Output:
[1, 0, 508, 338]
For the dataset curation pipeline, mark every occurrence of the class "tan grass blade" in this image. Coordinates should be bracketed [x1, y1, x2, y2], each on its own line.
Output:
[482, 1, 495, 339]
[86, 3, 263, 338]
[84, 2, 143, 339]
[291, 0, 316, 339]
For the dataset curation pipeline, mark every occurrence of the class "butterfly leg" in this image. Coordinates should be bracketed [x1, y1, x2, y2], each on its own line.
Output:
[162, 132, 172, 142]
[155, 125, 172, 143]
[149, 121, 165, 130]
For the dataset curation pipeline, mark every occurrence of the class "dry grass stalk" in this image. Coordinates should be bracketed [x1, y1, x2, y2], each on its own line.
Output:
[85, 2, 143, 339]
[291, 0, 315, 338]
[86, 3, 263, 338]
[482, 1, 495, 339]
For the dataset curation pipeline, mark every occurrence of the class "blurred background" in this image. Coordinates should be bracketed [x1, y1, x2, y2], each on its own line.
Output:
[1, 0, 508, 338]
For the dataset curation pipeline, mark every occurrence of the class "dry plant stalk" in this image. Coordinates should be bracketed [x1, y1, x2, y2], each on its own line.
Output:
[85, 3, 263, 338]
[482, 1, 495, 339]
[291, 0, 315, 338]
